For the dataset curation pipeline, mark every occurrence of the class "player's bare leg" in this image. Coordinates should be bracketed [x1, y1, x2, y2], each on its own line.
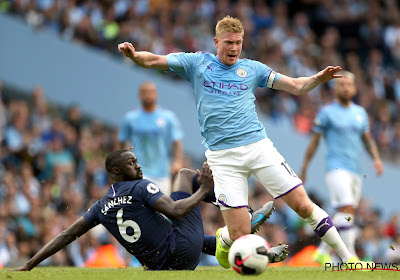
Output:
[216, 208, 250, 268]
[222, 207, 251, 241]
[281, 185, 375, 270]
[171, 168, 196, 194]
[280, 185, 353, 263]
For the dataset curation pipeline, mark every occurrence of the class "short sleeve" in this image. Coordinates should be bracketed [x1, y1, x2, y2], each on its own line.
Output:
[252, 60, 282, 88]
[169, 112, 184, 141]
[83, 201, 101, 228]
[138, 180, 165, 208]
[361, 108, 370, 133]
[166, 52, 201, 81]
[313, 108, 328, 134]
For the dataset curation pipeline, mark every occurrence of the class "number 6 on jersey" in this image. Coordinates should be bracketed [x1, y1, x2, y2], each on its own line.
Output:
[117, 208, 141, 243]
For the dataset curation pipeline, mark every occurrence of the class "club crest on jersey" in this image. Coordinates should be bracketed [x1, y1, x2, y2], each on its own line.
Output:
[147, 183, 160, 194]
[156, 118, 166, 127]
[236, 68, 247, 78]
[356, 114, 363, 123]
[218, 194, 227, 204]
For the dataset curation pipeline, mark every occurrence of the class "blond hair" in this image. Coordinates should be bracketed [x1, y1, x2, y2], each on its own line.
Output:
[215, 16, 244, 39]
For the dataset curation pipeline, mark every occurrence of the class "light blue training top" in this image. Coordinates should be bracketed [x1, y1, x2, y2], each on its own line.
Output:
[118, 108, 183, 178]
[166, 52, 281, 150]
[313, 101, 369, 174]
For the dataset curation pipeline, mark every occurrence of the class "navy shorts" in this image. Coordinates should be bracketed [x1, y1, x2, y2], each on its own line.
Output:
[163, 191, 204, 270]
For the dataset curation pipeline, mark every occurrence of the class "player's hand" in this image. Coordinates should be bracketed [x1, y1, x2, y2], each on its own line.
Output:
[374, 159, 383, 176]
[11, 265, 31, 271]
[316, 66, 343, 83]
[118, 42, 136, 59]
[197, 162, 213, 192]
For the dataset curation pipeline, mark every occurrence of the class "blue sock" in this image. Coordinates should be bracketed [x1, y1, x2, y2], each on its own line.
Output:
[202, 235, 216, 255]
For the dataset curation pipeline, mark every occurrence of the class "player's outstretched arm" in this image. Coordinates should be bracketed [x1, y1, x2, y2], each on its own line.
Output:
[12, 217, 92, 271]
[118, 42, 169, 70]
[153, 162, 213, 220]
[299, 132, 322, 185]
[362, 132, 384, 176]
[273, 66, 343, 96]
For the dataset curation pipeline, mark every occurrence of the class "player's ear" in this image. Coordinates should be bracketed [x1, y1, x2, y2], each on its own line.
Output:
[214, 37, 218, 48]
[112, 166, 120, 175]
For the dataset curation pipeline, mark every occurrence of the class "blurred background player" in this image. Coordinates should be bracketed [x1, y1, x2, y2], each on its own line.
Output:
[300, 70, 384, 264]
[118, 81, 184, 195]
[117, 16, 365, 269]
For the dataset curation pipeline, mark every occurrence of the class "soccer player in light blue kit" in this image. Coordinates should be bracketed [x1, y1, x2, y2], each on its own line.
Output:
[118, 15, 369, 269]
[300, 71, 383, 264]
[119, 81, 184, 195]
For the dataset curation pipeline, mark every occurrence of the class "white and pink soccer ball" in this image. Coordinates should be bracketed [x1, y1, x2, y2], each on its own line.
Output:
[228, 234, 271, 275]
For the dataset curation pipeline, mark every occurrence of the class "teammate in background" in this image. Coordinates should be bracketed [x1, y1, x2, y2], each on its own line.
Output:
[299, 71, 384, 264]
[119, 81, 184, 195]
[13, 149, 287, 271]
[118, 16, 365, 269]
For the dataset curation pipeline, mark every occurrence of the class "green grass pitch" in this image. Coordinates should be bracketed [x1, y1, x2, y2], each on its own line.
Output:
[1, 266, 399, 280]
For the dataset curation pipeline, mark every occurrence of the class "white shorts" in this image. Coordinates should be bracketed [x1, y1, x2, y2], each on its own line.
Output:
[144, 175, 172, 195]
[205, 138, 303, 209]
[325, 169, 362, 208]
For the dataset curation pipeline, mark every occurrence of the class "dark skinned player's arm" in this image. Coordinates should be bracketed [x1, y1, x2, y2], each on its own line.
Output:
[12, 217, 92, 271]
[153, 163, 213, 220]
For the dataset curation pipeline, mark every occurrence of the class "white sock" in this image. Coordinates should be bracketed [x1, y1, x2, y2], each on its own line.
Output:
[304, 204, 352, 262]
[220, 226, 233, 248]
[333, 212, 357, 256]
[317, 240, 330, 255]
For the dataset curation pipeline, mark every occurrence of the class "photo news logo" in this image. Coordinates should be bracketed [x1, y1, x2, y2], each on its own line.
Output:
[325, 262, 400, 272]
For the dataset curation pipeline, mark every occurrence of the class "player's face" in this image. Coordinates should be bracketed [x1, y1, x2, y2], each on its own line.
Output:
[214, 32, 243, 66]
[335, 76, 357, 104]
[139, 83, 158, 109]
[119, 151, 143, 180]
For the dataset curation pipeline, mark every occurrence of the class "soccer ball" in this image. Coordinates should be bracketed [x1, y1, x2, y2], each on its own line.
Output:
[228, 234, 270, 275]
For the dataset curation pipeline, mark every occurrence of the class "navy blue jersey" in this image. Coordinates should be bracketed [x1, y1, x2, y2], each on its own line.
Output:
[83, 179, 175, 270]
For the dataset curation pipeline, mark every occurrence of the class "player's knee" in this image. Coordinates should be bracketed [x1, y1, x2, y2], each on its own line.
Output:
[172, 168, 196, 193]
[177, 168, 196, 179]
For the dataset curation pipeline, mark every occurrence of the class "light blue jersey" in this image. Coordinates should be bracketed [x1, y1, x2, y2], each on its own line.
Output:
[118, 108, 183, 178]
[166, 52, 281, 150]
[313, 101, 369, 174]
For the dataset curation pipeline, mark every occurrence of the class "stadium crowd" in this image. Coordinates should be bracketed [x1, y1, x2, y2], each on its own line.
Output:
[0, 0, 399, 268]
[2, 0, 400, 163]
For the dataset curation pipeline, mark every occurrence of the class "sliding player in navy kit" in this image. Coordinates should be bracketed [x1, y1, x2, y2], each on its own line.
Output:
[13, 149, 287, 271]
